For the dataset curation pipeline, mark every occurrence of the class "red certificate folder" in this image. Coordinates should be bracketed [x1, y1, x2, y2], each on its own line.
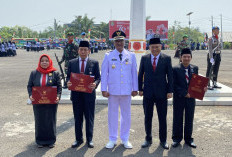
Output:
[32, 86, 57, 104]
[188, 74, 209, 100]
[69, 73, 94, 93]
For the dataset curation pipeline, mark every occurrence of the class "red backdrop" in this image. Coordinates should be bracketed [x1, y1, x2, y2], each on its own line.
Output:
[109, 21, 168, 40]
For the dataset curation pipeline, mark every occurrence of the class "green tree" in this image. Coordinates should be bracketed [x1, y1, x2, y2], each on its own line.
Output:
[91, 22, 109, 39]
[223, 42, 231, 49]
[67, 14, 95, 37]
[168, 21, 204, 44]
[0, 26, 14, 41]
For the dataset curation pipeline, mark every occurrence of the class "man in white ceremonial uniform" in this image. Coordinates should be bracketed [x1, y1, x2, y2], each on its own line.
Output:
[101, 30, 138, 149]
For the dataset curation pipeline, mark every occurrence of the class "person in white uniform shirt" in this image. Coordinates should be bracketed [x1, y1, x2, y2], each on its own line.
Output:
[101, 30, 138, 149]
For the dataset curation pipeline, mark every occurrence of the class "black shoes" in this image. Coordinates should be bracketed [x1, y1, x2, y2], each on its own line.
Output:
[71, 140, 83, 148]
[172, 141, 180, 148]
[71, 140, 94, 148]
[142, 140, 169, 149]
[48, 144, 55, 148]
[141, 141, 152, 148]
[160, 142, 169, 149]
[37, 144, 54, 148]
[87, 141, 94, 148]
[208, 82, 222, 89]
[186, 141, 197, 148]
[37, 144, 44, 148]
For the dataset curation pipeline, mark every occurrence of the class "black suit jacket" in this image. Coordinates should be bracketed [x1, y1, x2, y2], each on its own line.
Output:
[138, 53, 173, 99]
[27, 70, 62, 98]
[67, 58, 100, 102]
[173, 63, 198, 98]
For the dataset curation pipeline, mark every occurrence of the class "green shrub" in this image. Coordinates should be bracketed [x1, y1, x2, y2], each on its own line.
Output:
[169, 44, 177, 50]
[223, 42, 231, 49]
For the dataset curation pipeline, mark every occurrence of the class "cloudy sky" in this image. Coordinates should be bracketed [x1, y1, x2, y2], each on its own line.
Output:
[1, 0, 232, 32]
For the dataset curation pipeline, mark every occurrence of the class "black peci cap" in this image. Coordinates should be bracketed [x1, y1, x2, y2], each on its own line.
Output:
[149, 38, 161, 45]
[181, 48, 192, 56]
[79, 40, 90, 48]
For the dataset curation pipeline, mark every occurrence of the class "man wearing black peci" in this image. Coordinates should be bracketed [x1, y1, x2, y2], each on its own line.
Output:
[138, 37, 173, 149]
[67, 40, 100, 148]
[172, 48, 200, 148]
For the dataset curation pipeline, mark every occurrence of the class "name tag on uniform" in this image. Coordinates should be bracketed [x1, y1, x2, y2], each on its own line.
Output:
[112, 59, 117, 61]
[125, 58, 129, 64]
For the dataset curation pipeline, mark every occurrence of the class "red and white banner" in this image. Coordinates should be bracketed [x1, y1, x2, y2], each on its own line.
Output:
[109, 21, 130, 40]
[146, 21, 168, 40]
[109, 21, 168, 40]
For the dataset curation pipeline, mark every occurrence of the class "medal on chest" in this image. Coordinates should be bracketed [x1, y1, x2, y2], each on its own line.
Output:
[112, 57, 116, 69]
[48, 73, 53, 83]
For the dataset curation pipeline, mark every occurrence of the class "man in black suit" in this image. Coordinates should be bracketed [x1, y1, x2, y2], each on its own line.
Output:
[67, 40, 100, 148]
[138, 38, 173, 149]
[172, 48, 201, 148]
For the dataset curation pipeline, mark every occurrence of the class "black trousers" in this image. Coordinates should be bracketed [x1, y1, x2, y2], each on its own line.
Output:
[172, 97, 195, 143]
[13, 50, 17, 56]
[72, 93, 95, 142]
[206, 53, 221, 82]
[143, 96, 167, 142]
[91, 48, 94, 54]
[6, 50, 10, 56]
[8, 49, 14, 56]
[174, 49, 180, 58]
[1, 51, 6, 56]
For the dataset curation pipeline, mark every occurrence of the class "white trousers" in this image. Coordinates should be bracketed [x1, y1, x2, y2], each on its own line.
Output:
[108, 95, 131, 142]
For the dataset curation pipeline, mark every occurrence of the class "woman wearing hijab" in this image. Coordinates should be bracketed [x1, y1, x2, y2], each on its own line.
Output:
[27, 54, 62, 148]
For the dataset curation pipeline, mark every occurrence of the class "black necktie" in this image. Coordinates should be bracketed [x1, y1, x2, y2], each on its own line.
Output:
[119, 54, 122, 61]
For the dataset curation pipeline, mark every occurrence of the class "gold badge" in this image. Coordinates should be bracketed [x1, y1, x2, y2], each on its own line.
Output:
[49, 80, 52, 83]
[116, 31, 121, 36]
[112, 64, 116, 69]
[126, 62, 128, 64]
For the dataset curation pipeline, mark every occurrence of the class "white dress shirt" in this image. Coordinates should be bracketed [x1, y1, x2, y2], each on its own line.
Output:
[151, 53, 161, 66]
[79, 56, 88, 72]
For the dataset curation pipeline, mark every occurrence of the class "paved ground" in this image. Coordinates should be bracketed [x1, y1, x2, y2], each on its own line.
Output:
[0, 49, 231, 157]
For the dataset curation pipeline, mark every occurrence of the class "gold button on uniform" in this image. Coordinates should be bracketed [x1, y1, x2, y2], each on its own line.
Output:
[121, 81, 123, 83]
[121, 75, 123, 77]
